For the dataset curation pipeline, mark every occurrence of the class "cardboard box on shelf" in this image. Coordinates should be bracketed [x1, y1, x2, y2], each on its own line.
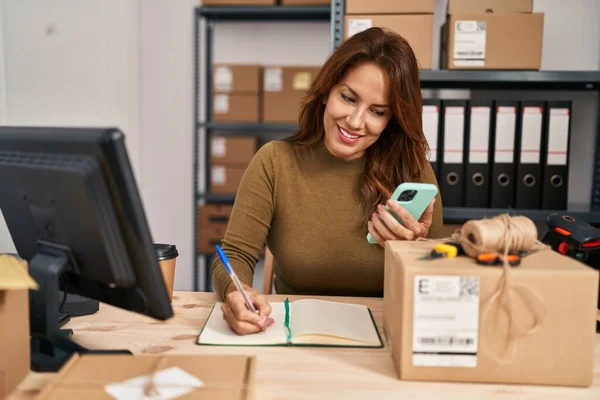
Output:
[36, 353, 256, 399]
[212, 94, 260, 123]
[444, 13, 543, 70]
[202, 0, 274, 5]
[210, 164, 248, 194]
[213, 64, 261, 94]
[0, 255, 38, 398]
[198, 226, 227, 253]
[346, 0, 435, 15]
[383, 240, 599, 387]
[344, 15, 434, 69]
[198, 204, 233, 231]
[447, 0, 532, 14]
[281, 0, 330, 5]
[262, 66, 320, 123]
[210, 136, 257, 165]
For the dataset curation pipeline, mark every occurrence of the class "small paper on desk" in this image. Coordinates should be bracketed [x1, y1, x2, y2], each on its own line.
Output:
[104, 366, 204, 400]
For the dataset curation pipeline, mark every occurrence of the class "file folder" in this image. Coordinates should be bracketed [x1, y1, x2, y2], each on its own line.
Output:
[490, 101, 519, 209]
[440, 100, 467, 207]
[422, 99, 441, 179]
[464, 101, 493, 208]
[515, 101, 545, 209]
[541, 101, 572, 210]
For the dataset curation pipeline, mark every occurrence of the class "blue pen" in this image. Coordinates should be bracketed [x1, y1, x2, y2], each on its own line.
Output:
[216, 245, 259, 315]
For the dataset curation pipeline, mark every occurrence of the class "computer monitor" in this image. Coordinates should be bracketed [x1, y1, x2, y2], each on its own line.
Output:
[0, 127, 174, 372]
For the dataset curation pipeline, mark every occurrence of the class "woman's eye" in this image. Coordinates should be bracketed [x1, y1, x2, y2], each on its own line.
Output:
[371, 109, 385, 117]
[340, 93, 355, 103]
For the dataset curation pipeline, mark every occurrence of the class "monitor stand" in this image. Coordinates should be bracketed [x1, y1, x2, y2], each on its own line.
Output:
[29, 248, 132, 372]
[59, 292, 99, 320]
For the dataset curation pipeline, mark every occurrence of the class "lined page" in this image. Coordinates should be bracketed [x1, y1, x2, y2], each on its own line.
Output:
[290, 299, 380, 346]
[197, 302, 287, 345]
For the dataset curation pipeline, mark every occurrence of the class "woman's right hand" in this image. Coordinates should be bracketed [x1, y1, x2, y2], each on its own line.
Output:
[222, 283, 275, 335]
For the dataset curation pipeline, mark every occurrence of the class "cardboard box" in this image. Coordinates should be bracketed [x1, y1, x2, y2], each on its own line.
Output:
[262, 66, 320, 123]
[281, 0, 330, 5]
[0, 255, 38, 398]
[210, 136, 257, 165]
[383, 240, 599, 387]
[198, 226, 227, 253]
[345, 15, 434, 69]
[213, 64, 261, 94]
[202, 0, 274, 5]
[37, 353, 256, 399]
[212, 94, 259, 123]
[210, 164, 247, 194]
[346, 0, 435, 15]
[444, 13, 543, 70]
[448, 0, 532, 14]
[198, 204, 233, 230]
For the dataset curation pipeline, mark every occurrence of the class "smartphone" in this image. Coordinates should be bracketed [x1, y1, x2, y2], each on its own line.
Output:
[366, 182, 438, 244]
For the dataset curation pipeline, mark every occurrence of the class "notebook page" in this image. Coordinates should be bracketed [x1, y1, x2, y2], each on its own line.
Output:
[290, 299, 380, 345]
[197, 302, 287, 345]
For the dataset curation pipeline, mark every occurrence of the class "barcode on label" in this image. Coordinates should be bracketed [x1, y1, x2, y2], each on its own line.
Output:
[455, 51, 483, 56]
[419, 336, 474, 346]
[459, 277, 479, 296]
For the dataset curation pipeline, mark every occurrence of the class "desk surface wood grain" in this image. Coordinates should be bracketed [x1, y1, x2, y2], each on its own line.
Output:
[10, 292, 600, 399]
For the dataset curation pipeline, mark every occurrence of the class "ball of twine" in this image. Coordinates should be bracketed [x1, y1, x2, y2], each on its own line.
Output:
[454, 214, 538, 258]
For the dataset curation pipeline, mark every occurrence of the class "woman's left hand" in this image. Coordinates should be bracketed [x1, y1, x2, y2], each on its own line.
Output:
[367, 198, 435, 247]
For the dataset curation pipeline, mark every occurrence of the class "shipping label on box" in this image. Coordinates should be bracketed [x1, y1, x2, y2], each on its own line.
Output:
[453, 20, 487, 67]
[412, 275, 480, 367]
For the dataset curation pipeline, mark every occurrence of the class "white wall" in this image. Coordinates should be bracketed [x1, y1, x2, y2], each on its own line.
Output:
[139, 0, 197, 292]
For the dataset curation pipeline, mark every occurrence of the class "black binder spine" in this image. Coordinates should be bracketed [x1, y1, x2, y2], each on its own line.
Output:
[422, 99, 442, 180]
[490, 101, 519, 209]
[515, 101, 545, 209]
[541, 101, 572, 210]
[464, 100, 493, 208]
[439, 100, 467, 207]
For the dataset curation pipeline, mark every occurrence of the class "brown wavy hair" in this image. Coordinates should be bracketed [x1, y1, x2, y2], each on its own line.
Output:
[285, 27, 429, 227]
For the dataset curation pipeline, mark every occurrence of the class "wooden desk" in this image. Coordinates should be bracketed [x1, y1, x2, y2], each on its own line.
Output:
[10, 292, 600, 399]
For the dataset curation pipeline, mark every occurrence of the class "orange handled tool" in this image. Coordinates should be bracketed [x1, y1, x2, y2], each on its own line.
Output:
[476, 252, 521, 267]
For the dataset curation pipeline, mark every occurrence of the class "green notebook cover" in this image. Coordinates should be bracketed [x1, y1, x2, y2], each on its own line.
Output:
[196, 298, 384, 349]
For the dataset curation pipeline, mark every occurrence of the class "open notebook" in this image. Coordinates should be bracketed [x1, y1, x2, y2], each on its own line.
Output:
[197, 298, 383, 348]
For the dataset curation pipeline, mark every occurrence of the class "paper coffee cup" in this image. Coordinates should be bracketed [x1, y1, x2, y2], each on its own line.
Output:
[154, 243, 178, 302]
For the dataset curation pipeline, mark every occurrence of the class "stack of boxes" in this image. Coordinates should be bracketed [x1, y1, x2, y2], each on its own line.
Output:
[262, 66, 320, 123]
[444, 0, 544, 70]
[209, 135, 257, 194]
[212, 64, 261, 123]
[344, 0, 435, 69]
[197, 203, 233, 254]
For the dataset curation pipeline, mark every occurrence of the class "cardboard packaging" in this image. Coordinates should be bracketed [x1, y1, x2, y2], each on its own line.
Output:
[0, 255, 38, 398]
[447, 0, 532, 14]
[36, 353, 256, 399]
[383, 240, 599, 387]
[444, 13, 544, 70]
[345, 15, 434, 69]
[262, 66, 320, 123]
[346, 0, 435, 15]
[202, 0, 274, 5]
[213, 65, 261, 94]
[212, 94, 260, 123]
[281, 0, 330, 5]
[197, 204, 232, 253]
[210, 164, 247, 194]
[210, 136, 257, 165]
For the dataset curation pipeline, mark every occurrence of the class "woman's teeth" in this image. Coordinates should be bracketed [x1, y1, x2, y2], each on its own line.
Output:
[340, 127, 359, 139]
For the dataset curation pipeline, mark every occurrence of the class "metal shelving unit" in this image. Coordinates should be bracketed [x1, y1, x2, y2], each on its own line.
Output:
[194, 5, 330, 292]
[194, 1, 600, 291]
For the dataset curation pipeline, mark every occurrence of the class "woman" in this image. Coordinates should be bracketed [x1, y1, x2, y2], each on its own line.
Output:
[212, 27, 444, 335]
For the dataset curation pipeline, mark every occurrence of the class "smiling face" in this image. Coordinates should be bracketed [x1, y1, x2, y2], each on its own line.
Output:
[322, 62, 393, 161]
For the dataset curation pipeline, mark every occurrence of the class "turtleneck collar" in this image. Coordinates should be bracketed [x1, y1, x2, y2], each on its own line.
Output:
[311, 139, 365, 175]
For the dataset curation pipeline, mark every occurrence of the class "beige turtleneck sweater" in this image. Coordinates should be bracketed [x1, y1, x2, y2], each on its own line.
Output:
[211, 140, 444, 299]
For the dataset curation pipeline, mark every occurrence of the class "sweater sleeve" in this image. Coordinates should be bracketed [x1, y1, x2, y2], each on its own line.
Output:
[211, 142, 277, 299]
[421, 161, 445, 239]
